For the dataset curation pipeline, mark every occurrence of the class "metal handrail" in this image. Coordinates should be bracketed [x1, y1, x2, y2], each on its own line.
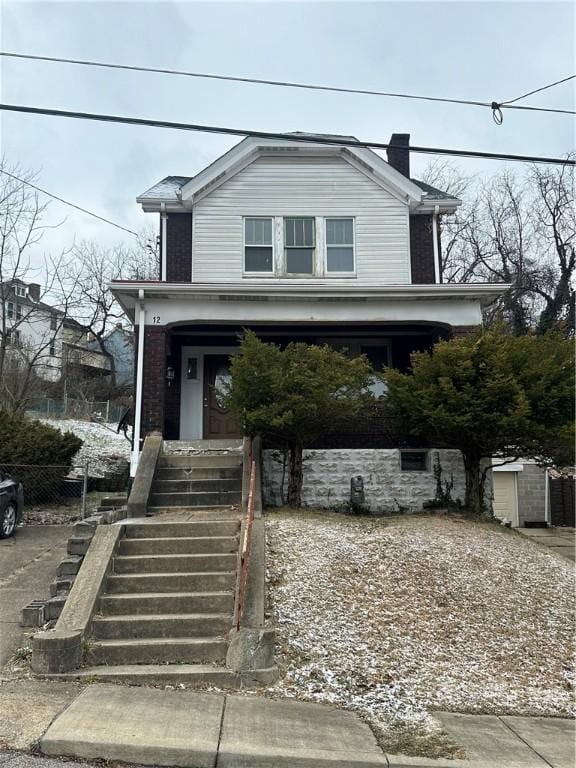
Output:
[236, 458, 256, 631]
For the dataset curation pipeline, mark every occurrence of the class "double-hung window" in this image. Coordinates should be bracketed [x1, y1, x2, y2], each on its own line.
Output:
[7, 302, 14, 320]
[285, 217, 315, 274]
[244, 218, 273, 273]
[326, 218, 355, 273]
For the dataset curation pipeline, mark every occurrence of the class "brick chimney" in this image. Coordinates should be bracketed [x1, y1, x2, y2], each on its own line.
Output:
[386, 133, 410, 178]
[28, 283, 41, 302]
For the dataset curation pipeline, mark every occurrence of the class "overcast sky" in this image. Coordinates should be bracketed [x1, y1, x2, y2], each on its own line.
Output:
[0, 0, 574, 265]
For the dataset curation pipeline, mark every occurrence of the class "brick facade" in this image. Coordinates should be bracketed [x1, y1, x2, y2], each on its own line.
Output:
[141, 326, 167, 436]
[166, 213, 192, 282]
[409, 215, 436, 284]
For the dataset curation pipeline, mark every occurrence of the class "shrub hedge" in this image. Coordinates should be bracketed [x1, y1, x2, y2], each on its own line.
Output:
[0, 412, 83, 501]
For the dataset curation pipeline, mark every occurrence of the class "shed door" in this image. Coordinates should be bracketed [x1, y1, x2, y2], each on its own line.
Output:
[493, 472, 519, 527]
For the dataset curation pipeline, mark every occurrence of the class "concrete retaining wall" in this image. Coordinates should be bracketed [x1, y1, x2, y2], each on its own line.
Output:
[262, 448, 467, 513]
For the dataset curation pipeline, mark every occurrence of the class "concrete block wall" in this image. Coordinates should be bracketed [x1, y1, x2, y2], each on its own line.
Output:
[517, 464, 547, 525]
[262, 448, 467, 513]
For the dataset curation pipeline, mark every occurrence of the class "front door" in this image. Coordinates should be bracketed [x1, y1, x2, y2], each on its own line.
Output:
[203, 355, 240, 439]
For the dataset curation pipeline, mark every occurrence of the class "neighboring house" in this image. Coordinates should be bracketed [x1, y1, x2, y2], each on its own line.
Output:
[86, 323, 134, 387]
[0, 279, 64, 382]
[111, 132, 505, 501]
[61, 318, 111, 381]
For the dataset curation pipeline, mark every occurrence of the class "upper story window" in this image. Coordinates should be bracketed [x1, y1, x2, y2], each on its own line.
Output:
[244, 218, 273, 273]
[285, 217, 315, 274]
[15, 285, 26, 298]
[16, 304, 23, 320]
[326, 218, 355, 273]
[50, 314, 57, 331]
[7, 302, 14, 319]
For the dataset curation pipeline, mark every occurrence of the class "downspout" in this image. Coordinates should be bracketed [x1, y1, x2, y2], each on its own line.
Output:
[432, 204, 440, 284]
[160, 204, 167, 281]
[131, 288, 146, 476]
[544, 468, 550, 526]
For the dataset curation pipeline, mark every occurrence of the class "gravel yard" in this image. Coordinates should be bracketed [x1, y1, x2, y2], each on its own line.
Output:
[265, 511, 575, 755]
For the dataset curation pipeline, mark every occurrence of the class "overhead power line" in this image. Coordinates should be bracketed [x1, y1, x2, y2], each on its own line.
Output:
[0, 51, 574, 122]
[0, 168, 139, 236]
[502, 74, 576, 105]
[0, 102, 574, 166]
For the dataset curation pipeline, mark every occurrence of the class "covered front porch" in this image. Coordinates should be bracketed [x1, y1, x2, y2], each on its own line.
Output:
[159, 320, 450, 442]
[109, 280, 502, 472]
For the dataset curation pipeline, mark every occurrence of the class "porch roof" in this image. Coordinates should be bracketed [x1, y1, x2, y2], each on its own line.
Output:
[111, 280, 506, 310]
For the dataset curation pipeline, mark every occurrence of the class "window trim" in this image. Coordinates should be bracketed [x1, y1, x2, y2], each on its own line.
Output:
[243, 216, 275, 276]
[324, 217, 356, 276]
[284, 216, 316, 276]
[15, 285, 27, 298]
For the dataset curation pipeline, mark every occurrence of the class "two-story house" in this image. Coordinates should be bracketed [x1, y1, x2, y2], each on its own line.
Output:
[111, 133, 504, 482]
[0, 279, 64, 382]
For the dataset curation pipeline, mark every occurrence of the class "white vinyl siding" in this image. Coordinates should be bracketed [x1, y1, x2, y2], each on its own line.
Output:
[192, 155, 410, 284]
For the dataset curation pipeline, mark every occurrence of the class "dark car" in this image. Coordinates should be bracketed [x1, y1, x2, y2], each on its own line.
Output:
[0, 472, 24, 538]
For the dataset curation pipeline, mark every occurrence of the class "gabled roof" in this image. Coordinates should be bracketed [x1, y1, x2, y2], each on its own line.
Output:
[137, 134, 461, 214]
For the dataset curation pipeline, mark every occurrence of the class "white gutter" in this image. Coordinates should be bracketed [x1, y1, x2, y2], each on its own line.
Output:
[131, 288, 146, 477]
[432, 204, 441, 284]
[160, 204, 167, 281]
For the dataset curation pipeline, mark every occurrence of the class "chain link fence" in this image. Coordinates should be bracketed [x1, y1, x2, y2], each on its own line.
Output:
[0, 461, 124, 525]
[26, 397, 125, 424]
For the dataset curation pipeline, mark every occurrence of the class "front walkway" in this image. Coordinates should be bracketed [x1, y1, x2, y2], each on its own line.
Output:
[517, 527, 575, 562]
[39, 684, 575, 768]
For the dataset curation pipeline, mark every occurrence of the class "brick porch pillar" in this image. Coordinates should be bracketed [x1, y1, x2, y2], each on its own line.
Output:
[140, 325, 168, 437]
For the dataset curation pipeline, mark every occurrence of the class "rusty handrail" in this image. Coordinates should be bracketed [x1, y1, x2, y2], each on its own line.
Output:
[236, 458, 256, 631]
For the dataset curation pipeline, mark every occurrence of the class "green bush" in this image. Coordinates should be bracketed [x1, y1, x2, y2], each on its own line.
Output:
[0, 412, 83, 501]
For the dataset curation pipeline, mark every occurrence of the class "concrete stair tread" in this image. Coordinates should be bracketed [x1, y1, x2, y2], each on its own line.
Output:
[94, 612, 232, 622]
[53, 663, 231, 675]
[103, 590, 234, 599]
[92, 636, 228, 647]
[122, 535, 238, 543]
[108, 571, 236, 578]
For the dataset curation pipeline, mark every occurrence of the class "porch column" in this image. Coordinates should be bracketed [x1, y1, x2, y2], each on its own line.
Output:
[140, 325, 168, 437]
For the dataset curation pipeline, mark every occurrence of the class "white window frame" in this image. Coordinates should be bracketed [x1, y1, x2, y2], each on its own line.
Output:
[243, 216, 275, 276]
[283, 216, 316, 277]
[7, 301, 14, 319]
[324, 217, 356, 277]
[15, 285, 26, 298]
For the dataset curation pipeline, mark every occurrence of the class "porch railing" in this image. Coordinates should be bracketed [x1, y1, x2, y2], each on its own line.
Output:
[235, 457, 256, 631]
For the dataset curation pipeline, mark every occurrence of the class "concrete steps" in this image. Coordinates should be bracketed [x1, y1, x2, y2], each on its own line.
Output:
[92, 613, 231, 639]
[105, 572, 236, 594]
[87, 637, 228, 665]
[113, 553, 238, 573]
[80, 448, 244, 684]
[100, 591, 234, 614]
[150, 490, 242, 507]
[50, 664, 241, 686]
[118, 536, 238, 555]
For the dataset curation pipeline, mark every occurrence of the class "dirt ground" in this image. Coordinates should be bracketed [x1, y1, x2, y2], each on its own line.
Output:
[265, 510, 575, 756]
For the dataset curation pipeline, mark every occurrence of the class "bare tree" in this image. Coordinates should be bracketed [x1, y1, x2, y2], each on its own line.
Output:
[71, 232, 159, 387]
[0, 159, 79, 412]
[424, 158, 575, 336]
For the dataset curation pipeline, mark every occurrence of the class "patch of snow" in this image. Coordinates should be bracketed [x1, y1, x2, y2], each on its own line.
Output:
[38, 418, 130, 477]
[265, 513, 575, 742]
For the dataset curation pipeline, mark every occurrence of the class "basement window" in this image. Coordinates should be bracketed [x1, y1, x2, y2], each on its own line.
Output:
[400, 450, 428, 471]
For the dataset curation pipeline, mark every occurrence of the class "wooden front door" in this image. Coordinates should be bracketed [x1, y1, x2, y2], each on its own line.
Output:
[203, 354, 240, 439]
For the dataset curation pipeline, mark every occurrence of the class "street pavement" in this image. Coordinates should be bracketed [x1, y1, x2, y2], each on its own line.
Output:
[517, 527, 575, 562]
[0, 525, 71, 669]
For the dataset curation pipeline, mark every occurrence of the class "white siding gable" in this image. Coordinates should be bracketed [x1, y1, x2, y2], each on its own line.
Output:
[192, 155, 410, 284]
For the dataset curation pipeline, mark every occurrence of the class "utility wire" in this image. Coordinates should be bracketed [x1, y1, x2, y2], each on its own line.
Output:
[0, 102, 574, 166]
[0, 168, 140, 236]
[502, 74, 575, 105]
[0, 51, 574, 120]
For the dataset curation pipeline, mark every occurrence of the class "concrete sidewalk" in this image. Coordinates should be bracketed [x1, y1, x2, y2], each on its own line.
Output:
[39, 684, 575, 768]
[517, 527, 575, 562]
[0, 525, 71, 669]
